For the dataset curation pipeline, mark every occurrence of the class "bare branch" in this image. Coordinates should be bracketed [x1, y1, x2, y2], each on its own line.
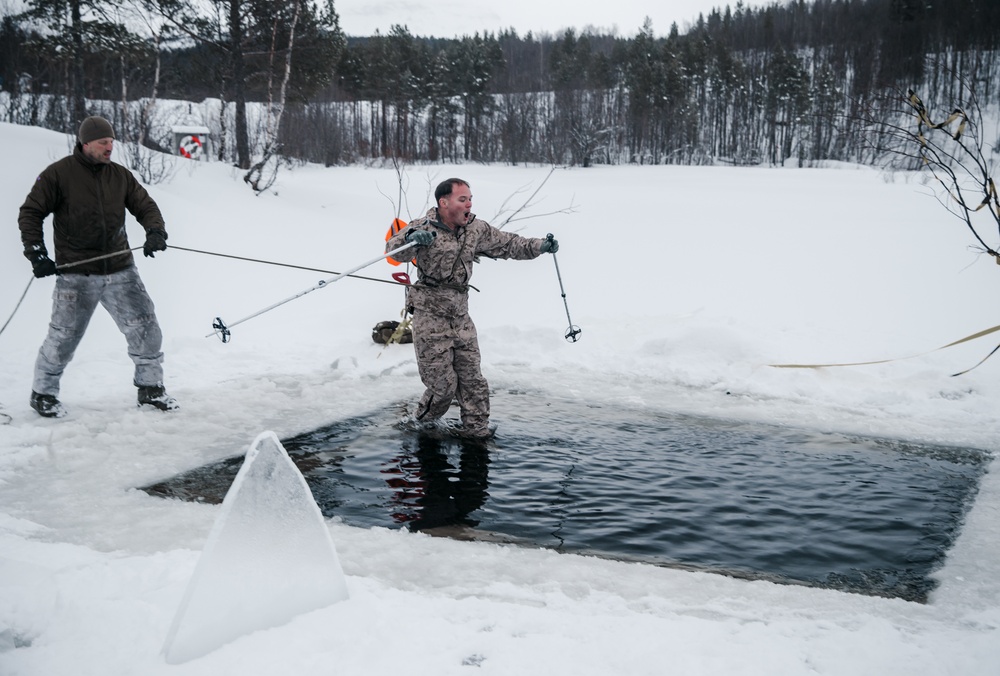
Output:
[244, 0, 301, 193]
[493, 166, 576, 231]
[860, 72, 1000, 263]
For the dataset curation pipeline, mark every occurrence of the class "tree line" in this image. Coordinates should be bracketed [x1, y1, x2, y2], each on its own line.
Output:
[1, 0, 998, 178]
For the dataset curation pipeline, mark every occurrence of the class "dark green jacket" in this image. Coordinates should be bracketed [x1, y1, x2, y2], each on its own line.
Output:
[18, 144, 166, 275]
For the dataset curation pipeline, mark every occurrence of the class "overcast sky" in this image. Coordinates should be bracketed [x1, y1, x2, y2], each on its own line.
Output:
[335, 0, 770, 39]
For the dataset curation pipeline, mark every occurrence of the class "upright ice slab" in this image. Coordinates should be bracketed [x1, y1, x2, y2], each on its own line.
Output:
[162, 431, 349, 664]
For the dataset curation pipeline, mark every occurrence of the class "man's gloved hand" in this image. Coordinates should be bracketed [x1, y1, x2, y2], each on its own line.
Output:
[540, 236, 559, 254]
[405, 229, 436, 247]
[144, 230, 168, 258]
[30, 253, 58, 278]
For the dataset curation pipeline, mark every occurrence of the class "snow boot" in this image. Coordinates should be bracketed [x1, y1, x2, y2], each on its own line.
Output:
[137, 385, 179, 411]
[30, 391, 66, 418]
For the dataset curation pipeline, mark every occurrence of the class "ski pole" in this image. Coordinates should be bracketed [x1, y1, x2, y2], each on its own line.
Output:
[547, 233, 581, 342]
[56, 246, 144, 270]
[167, 245, 406, 286]
[0, 275, 34, 339]
[2, 248, 143, 339]
[208, 241, 419, 342]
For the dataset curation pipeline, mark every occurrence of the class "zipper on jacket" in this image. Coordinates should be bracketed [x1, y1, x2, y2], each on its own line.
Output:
[95, 165, 108, 275]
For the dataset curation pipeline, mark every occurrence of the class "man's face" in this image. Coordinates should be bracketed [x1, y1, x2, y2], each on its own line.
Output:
[438, 183, 472, 228]
[82, 137, 113, 164]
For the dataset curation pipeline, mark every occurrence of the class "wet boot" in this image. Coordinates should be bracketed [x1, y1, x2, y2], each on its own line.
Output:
[30, 391, 67, 418]
[137, 385, 179, 411]
[459, 414, 495, 440]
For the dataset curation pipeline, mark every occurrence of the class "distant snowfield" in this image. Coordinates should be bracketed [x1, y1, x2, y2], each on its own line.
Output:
[333, 0, 748, 38]
[0, 121, 998, 675]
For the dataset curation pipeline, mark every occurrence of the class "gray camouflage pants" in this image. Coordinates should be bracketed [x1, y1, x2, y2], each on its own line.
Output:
[412, 311, 490, 434]
[33, 266, 164, 396]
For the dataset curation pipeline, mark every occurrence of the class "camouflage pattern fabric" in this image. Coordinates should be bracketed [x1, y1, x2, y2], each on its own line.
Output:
[387, 208, 544, 436]
[411, 310, 489, 433]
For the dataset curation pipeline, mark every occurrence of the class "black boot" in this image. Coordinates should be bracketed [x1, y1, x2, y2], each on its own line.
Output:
[30, 391, 66, 418]
[137, 385, 179, 411]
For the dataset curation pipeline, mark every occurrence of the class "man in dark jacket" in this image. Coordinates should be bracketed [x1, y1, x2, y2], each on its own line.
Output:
[385, 178, 558, 439]
[18, 115, 177, 418]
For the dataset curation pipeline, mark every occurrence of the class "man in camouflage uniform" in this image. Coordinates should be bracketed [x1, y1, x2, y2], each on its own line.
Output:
[386, 178, 559, 438]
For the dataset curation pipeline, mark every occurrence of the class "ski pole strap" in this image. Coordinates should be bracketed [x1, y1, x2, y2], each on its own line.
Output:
[768, 322, 1000, 375]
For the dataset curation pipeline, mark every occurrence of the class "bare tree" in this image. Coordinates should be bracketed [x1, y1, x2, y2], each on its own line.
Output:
[491, 166, 578, 231]
[143, 0, 252, 169]
[96, 1, 177, 184]
[18, 0, 103, 127]
[244, 0, 300, 193]
[864, 80, 999, 262]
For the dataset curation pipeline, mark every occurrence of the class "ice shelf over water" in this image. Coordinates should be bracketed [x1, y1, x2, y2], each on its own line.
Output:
[162, 431, 349, 664]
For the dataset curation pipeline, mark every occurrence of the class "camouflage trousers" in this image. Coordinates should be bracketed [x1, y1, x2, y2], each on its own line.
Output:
[33, 266, 164, 396]
[411, 310, 490, 435]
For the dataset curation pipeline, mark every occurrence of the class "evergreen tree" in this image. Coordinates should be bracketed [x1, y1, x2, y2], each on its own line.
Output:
[18, 0, 128, 128]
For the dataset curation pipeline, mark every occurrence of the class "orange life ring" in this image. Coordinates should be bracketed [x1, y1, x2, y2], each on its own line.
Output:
[385, 218, 416, 266]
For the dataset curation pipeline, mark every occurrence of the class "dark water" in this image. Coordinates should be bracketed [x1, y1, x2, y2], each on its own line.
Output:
[141, 388, 990, 602]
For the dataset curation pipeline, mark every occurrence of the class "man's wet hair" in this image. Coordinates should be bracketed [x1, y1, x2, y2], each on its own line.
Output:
[435, 178, 470, 203]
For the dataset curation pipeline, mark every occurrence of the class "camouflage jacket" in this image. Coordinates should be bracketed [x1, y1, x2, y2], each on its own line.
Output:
[386, 208, 543, 316]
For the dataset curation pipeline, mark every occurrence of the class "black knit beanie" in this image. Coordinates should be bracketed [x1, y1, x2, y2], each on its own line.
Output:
[78, 116, 116, 144]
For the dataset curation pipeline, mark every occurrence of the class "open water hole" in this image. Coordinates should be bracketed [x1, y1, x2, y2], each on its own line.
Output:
[142, 388, 990, 603]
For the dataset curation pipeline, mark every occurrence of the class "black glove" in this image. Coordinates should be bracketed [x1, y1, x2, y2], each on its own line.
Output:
[30, 253, 58, 278]
[405, 229, 436, 247]
[144, 230, 168, 258]
[540, 236, 559, 254]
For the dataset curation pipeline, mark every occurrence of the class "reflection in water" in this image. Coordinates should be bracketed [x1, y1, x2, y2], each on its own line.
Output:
[139, 389, 990, 602]
[381, 436, 491, 531]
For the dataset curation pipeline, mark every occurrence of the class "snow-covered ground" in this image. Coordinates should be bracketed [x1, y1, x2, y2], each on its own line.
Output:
[1, 121, 998, 675]
[334, 0, 747, 38]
